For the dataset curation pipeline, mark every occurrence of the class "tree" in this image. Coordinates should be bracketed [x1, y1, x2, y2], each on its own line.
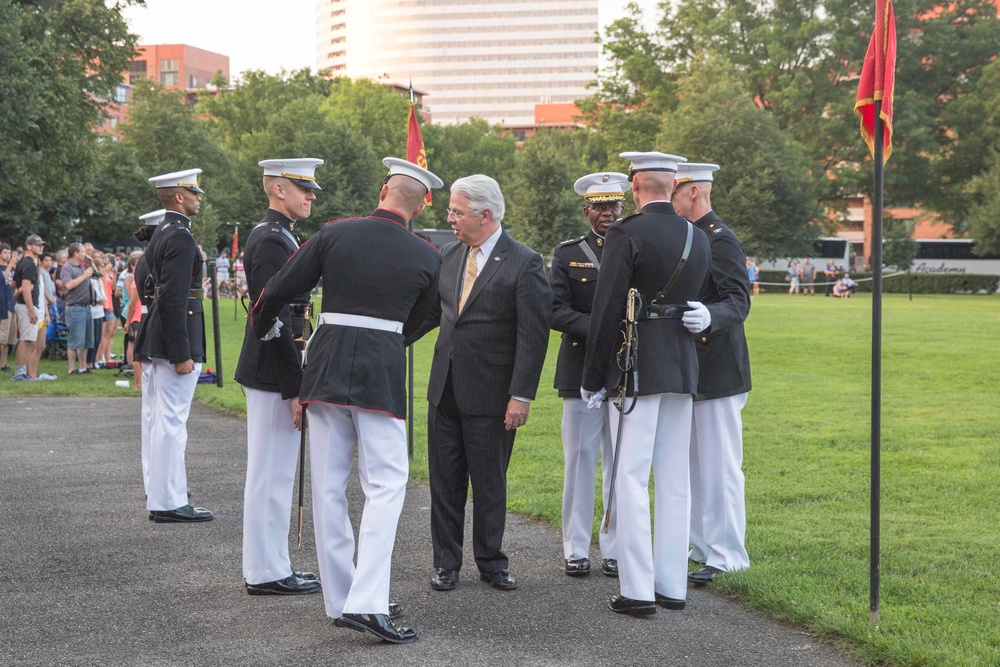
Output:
[104, 80, 231, 249]
[881, 217, 918, 271]
[199, 71, 379, 236]
[658, 56, 820, 260]
[421, 119, 518, 229]
[0, 0, 142, 244]
[323, 78, 412, 161]
[505, 130, 601, 254]
[967, 151, 1000, 257]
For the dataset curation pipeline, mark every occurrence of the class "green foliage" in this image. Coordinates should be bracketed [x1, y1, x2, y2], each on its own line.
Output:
[420, 119, 517, 229]
[967, 150, 1000, 257]
[0, 0, 142, 245]
[659, 56, 820, 260]
[505, 130, 600, 253]
[323, 78, 411, 161]
[881, 217, 918, 271]
[200, 71, 380, 237]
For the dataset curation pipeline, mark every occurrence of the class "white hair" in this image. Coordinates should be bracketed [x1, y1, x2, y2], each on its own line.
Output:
[451, 174, 505, 223]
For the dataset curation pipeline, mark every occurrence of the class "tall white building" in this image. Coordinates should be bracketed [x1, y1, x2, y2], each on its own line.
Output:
[315, 0, 602, 126]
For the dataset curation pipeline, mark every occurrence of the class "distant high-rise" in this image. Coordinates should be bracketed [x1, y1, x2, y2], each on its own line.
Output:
[316, 0, 600, 126]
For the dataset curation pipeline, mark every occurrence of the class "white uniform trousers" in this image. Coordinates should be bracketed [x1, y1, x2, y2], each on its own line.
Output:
[689, 393, 750, 572]
[243, 388, 300, 585]
[308, 402, 407, 619]
[610, 393, 692, 602]
[145, 359, 201, 511]
[139, 361, 154, 495]
[561, 398, 618, 561]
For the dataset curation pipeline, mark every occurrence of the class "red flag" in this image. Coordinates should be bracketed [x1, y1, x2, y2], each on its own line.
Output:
[854, 0, 896, 163]
[406, 103, 433, 205]
[231, 227, 239, 261]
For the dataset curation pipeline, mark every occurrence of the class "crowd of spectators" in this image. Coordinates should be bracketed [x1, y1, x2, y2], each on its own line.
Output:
[2, 234, 143, 382]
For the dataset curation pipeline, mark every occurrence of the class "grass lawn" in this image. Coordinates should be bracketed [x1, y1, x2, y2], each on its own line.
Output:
[3, 291, 999, 666]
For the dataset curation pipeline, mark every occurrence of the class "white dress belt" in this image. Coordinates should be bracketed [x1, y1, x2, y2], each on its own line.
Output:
[318, 312, 404, 334]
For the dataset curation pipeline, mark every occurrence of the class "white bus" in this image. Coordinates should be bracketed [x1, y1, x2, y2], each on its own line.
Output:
[909, 239, 1000, 276]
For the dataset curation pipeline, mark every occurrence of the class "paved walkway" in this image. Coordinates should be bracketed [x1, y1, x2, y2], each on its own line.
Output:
[0, 397, 860, 666]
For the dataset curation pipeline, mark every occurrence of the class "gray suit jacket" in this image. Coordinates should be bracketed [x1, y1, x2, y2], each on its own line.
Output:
[414, 231, 552, 417]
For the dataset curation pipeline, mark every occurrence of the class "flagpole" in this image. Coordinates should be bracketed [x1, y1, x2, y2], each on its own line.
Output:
[870, 99, 885, 625]
[407, 84, 416, 460]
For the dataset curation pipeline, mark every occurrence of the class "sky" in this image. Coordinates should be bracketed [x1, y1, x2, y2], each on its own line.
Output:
[122, 0, 664, 79]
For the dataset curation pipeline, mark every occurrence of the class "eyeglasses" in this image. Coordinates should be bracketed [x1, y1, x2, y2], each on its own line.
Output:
[447, 207, 481, 219]
[586, 202, 623, 212]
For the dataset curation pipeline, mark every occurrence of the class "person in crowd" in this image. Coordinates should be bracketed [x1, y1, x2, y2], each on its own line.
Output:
[11, 235, 54, 381]
[97, 254, 119, 367]
[842, 273, 856, 295]
[549, 171, 628, 579]
[234, 250, 246, 296]
[833, 278, 850, 298]
[787, 261, 800, 295]
[61, 243, 96, 375]
[86, 253, 106, 370]
[121, 251, 143, 378]
[1, 243, 18, 373]
[215, 248, 231, 297]
[32, 253, 57, 371]
[746, 258, 759, 299]
[235, 158, 325, 598]
[410, 174, 551, 597]
[251, 157, 443, 644]
[671, 162, 753, 585]
[800, 258, 816, 295]
[134, 168, 214, 524]
[582, 151, 710, 617]
[824, 259, 837, 296]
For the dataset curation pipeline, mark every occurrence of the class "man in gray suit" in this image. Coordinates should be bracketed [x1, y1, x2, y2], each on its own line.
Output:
[412, 174, 551, 593]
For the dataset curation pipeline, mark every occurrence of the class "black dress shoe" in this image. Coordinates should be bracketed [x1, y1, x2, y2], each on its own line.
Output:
[479, 569, 516, 590]
[602, 558, 619, 578]
[388, 602, 403, 619]
[655, 592, 686, 610]
[150, 504, 213, 523]
[608, 594, 656, 617]
[293, 570, 319, 581]
[246, 575, 322, 596]
[687, 565, 724, 585]
[565, 558, 590, 576]
[335, 613, 417, 644]
[430, 568, 457, 591]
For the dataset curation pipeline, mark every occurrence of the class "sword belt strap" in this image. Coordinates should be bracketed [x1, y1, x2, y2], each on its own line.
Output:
[650, 221, 694, 305]
[578, 239, 600, 271]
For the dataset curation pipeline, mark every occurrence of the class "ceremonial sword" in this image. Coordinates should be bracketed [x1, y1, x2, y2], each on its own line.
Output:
[603, 288, 640, 533]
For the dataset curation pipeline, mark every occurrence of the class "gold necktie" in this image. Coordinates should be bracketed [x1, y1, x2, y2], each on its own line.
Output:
[458, 246, 480, 314]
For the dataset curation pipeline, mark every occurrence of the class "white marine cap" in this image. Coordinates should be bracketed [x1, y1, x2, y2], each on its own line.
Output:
[619, 151, 687, 181]
[138, 209, 167, 227]
[148, 168, 204, 193]
[573, 172, 630, 202]
[382, 157, 444, 194]
[258, 158, 324, 190]
[675, 162, 720, 184]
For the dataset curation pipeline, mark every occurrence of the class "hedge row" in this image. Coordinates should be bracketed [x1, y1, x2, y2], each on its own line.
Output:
[756, 270, 999, 294]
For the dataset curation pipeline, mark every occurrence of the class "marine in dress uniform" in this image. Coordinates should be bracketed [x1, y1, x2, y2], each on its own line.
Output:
[581, 151, 711, 616]
[251, 158, 443, 644]
[670, 163, 752, 583]
[550, 172, 629, 578]
[132, 209, 164, 502]
[234, 158, 324, 597]
[134, 169, 213, 524]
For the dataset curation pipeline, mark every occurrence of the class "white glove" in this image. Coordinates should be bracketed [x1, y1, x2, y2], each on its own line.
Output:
[581, 387, 607, 409]
[682, 301, 711, 334]
[260, 318, 284, 341]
